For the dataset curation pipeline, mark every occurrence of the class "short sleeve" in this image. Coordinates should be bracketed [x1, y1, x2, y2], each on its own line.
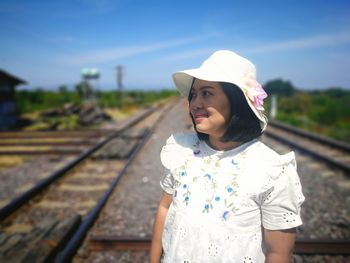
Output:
[259, 152, 305, 230]
[160, 168, 175, 194]
[159, 132, 197, 195]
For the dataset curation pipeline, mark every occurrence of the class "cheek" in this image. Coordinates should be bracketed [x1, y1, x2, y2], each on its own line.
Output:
[222, 106, 231, 121]
[207, 107, 228, 122]
[208, 100, 230, 117]
[218, 98, 231, 121]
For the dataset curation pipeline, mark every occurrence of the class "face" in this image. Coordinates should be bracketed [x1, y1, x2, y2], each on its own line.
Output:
[189, 79, 231, 138]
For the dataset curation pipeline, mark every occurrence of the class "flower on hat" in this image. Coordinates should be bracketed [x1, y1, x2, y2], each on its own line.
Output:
[243, 73, 268, 111]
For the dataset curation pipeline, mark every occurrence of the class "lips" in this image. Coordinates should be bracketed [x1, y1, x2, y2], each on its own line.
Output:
[193, 113, 208, 123]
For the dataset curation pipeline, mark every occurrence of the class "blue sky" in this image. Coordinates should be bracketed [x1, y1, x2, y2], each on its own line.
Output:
[1, 0, 350, 91]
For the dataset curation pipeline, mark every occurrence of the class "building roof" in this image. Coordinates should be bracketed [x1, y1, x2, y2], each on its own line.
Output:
[0, 69, 27, 86]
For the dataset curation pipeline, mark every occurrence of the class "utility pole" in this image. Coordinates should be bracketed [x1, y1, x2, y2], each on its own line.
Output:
[115, 65, 124, 108]
[270, 95, 277, 119]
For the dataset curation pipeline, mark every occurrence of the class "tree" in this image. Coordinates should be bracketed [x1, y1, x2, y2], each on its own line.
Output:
[264, 79, 296, 96]
[58, 85, 68, 93]
[75, 81, 93, 100]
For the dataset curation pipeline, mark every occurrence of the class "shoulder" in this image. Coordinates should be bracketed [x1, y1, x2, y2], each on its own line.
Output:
[164, 132, 198, 148]
[248, 141, 296, 168]
[252, 142, 300, 199]
[160, 132, 198, 170]
[243, 141, 297, 190]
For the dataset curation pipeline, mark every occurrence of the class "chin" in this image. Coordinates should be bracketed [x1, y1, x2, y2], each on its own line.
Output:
[195, 127, 210, 135]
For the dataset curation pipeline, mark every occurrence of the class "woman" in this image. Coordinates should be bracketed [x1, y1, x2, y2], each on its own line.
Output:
[150, 50, 304, 263]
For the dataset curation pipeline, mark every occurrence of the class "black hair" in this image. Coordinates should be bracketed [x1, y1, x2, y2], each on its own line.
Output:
[188, 80, 263, 143]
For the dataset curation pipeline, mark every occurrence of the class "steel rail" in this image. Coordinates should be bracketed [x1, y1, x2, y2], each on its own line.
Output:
[264, 130, 350, 174]
[0, 149, 83, 155]
[294, 238, 350, 254]
[269, 120, 350, 153]
[264, 129, 350, 175]
[87, 236, 350, 255]
[0, 140, 95, 146]
[53, 104, 346, 261]
[55, 100, 178, 263]
[0, 130, 112, 139]
[55, 128, 152, 263]
[89, 236, 152, 251]
[0, 107, 155, 222]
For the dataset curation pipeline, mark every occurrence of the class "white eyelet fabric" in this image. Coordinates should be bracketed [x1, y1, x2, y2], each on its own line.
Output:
[159, 132, 305, 263]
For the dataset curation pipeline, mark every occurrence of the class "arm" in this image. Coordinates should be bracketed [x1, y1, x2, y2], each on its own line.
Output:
[264, 228, 296, 263]
[150, 192, 173, 263]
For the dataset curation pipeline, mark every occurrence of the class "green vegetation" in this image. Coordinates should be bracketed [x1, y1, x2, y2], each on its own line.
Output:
[15, 85, 178, 131]
[97, 89, 178, 108]
[16, 87, 82, 113]
[265, 79, 350, 143]
[16, 86, 179, 114]
[14, 80, 350, 142]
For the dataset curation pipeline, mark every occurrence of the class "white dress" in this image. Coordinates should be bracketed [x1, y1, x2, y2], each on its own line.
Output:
[159, 132, 305, 263]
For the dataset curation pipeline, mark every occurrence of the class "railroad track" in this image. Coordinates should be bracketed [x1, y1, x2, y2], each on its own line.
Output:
[265, 120, 350, 174]
[86, 236, 350, 255]
[1, 104, 349, 262]
[0, 99, 177, 262]
[78, 117, 350, 261]
[263, 120, 350, 260]
[0, 129, 113, 155]
[0, 106, 156, 220]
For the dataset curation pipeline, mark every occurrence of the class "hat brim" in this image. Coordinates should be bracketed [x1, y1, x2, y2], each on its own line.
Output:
[172, 69, 267, 131]
[172, 60, 239, 98]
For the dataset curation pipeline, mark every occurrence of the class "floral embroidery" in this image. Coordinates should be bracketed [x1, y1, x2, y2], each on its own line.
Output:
[204, 173, 212, 180]
[181, 181, 191, 206]
[226, 186, 234, 193]
[193, 149, 200, 155]
[184, 196, 189, 204]
[192, 140, 201, 155]
[222, 158, 241, 217]
[222, 211, 232, 221]
[160, 133, 304, 261]
[203, 203, 211, 213]
[174, 139, 251, 217]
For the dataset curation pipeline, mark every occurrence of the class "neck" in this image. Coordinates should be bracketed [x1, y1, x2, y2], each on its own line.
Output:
[208, 136, 243, 151]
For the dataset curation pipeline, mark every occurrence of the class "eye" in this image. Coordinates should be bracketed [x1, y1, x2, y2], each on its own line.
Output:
[202, 90, 212, 97]
[190, 92, 197, 99]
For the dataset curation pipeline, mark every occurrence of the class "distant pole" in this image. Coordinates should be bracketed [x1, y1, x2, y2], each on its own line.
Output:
[116, 65, 124, 107]
[270, 95, 277, 119]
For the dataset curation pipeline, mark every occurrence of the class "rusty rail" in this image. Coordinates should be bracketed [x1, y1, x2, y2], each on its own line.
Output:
[54, 100, 178, 263]
[0, 108, 156, 222]
[87, 236, 350, 255]
[265, 121, 350, 174]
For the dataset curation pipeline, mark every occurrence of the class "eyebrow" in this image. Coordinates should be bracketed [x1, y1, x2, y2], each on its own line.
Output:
[191, 86, 215, 92]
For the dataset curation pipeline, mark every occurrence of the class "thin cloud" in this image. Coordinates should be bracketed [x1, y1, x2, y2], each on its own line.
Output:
[157, 32, 350, 63]
[244, 31, 350, 54]
[46, 35, 81, 44]
[77, 0, 120, 14]
[60, 34, 218, 65]
[157, 48, 217, 62]
[4, 24, 83, 53]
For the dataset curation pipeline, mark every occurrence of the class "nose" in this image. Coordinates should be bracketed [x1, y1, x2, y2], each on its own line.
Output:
[189, 94, 203, 111]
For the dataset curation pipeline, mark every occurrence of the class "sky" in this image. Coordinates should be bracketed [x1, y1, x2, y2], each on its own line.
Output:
[1, 0, 350, 91]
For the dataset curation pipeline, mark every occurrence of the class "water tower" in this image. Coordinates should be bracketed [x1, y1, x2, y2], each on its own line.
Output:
[80, 67, 100, 103]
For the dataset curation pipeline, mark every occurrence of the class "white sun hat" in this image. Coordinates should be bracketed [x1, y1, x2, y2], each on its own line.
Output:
[172, 50, 268, 131]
